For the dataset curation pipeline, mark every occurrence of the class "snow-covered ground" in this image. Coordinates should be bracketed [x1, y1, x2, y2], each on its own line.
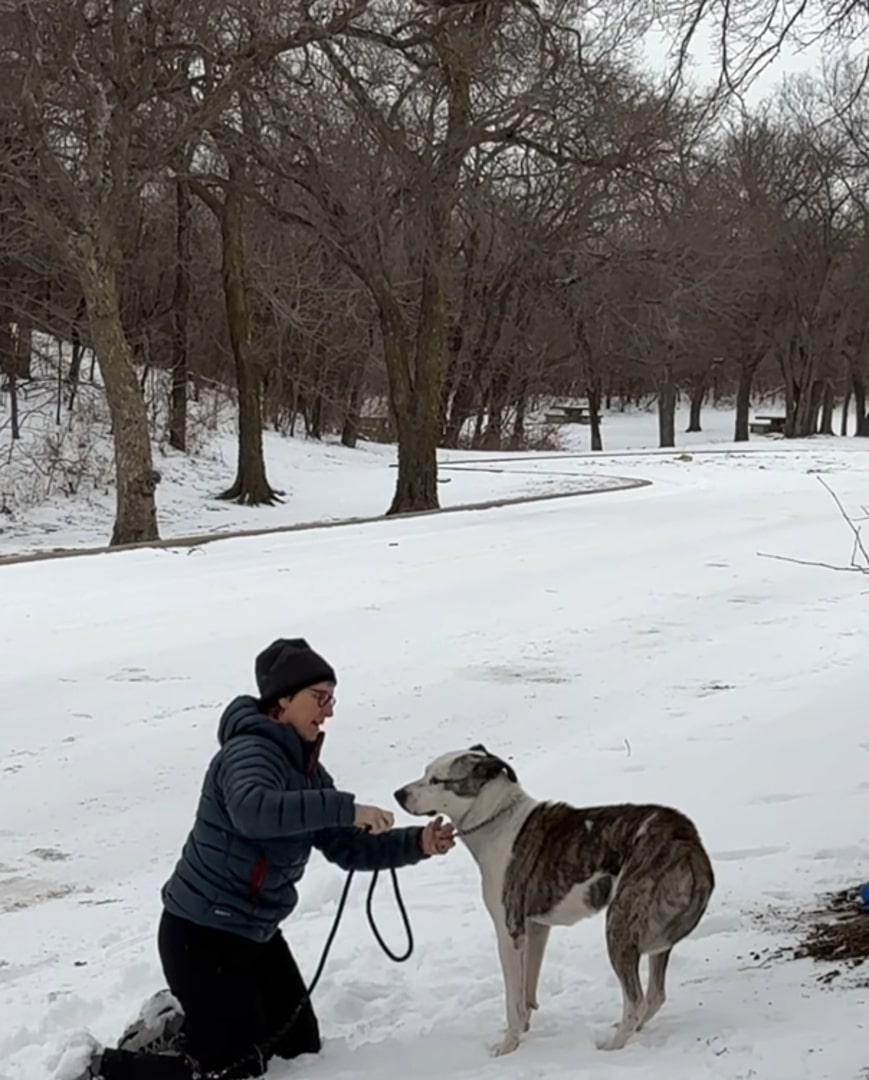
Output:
[3, 416, 869, 1080]
[0, 395, 816, 559]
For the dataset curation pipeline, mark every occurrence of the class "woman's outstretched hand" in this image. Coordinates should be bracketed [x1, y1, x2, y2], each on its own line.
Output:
[354, 804, 395, 833]
[420, 815, 456, 856]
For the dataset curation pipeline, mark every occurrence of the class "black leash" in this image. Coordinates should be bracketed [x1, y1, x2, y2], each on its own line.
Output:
[198, 867, 413, 1079]
[307, 865, 414, 988]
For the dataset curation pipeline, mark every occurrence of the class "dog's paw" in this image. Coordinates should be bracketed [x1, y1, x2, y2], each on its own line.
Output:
[490, 1033, 521, 1057]
[595, 1028, 629, 1052]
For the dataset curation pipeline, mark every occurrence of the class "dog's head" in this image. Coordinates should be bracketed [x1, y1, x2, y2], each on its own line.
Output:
[394, 744, 518, 821]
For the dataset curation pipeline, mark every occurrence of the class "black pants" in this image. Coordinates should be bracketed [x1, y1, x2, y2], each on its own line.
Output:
[100, 910, 321, 1079]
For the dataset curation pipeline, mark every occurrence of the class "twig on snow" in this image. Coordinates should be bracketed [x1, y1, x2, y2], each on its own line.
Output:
[816, 475, 869, 571]
[757, 476, 869, 575]
[756, 552, 864, 573]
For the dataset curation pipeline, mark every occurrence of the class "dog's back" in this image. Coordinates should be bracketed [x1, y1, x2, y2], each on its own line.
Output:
[505, 801, 712, 931]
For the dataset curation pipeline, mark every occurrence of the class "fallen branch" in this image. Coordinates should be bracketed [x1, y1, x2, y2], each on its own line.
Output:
[758, 475, 869, 575]
[816, 475, 869, 571]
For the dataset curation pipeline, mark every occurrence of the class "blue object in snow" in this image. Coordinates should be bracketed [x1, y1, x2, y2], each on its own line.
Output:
[860, 882, 869, 911]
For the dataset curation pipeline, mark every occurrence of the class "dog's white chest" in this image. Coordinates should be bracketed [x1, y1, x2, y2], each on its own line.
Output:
[530, 873, 616, 928]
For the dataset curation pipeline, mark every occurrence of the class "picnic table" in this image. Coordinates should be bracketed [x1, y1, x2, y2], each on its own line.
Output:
[749, 414, 786, 435]
[357, 415, 392, 441]
[544, 402, 592, 425]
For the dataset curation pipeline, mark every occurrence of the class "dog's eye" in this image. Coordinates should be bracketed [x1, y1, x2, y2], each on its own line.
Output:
[429, 777, 448, 786]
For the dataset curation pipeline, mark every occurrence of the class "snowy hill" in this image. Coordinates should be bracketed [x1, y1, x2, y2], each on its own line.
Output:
[3, 433, 869, 1078]
[2, 350, 754, 559]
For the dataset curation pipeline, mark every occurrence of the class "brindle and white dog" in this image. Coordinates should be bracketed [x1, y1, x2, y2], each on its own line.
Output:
[394, 744, 714, 1057]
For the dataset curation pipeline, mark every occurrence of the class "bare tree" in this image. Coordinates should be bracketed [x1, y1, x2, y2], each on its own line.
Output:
[0, 1, 171, 543]
[169, 172, 193, 453]
[191, 145, 280, 505]
[250, 1, 624, 513]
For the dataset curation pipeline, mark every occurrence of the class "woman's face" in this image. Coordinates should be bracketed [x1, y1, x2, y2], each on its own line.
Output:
[275, 681, 336, 743]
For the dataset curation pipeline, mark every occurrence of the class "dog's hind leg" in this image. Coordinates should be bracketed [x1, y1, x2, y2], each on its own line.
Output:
[596, 901, 645, 1052]
[638, 948, 670, 1030]
[523, 922, 549, 1019]
[627, 843, 713, 1040]
[596, 943, 644, 1051]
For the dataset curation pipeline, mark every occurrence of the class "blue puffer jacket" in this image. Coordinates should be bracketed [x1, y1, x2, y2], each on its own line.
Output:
[162, 696, 427, 942]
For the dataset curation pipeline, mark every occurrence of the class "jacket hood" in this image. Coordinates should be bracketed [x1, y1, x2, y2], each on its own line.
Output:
[217, 695, 324, 769]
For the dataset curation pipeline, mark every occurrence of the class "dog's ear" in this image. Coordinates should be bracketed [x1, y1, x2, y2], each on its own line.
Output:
[469, 743, 489, 755]
[473, 753, 518, 785]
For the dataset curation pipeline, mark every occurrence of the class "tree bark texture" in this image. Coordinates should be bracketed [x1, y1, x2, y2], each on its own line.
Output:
[216, 173, 278, 505]
[79, 239, 160, 546]
[657, 360, 676, 448]
[734, 360, 758, 442]
[169, 177, 191, 452]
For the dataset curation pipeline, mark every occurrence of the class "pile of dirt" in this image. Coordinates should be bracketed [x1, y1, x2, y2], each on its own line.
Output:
[792, 889, 869, 962]
[774, 887, 869, 985]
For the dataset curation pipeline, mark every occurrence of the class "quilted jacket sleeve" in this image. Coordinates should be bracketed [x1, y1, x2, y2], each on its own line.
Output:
[314, 825, 428, 871]
[312, 762, 428, 870]
[220, 737, 355, 839]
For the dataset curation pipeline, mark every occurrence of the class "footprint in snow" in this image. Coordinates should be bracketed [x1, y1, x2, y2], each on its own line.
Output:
[748, 793, 807, 806]
[710, 845, 790, 862]
[29, 847, 70, 862]
[812, 845, 869, 862]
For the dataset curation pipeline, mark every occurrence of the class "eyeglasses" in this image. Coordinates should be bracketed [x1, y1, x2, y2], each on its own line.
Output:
[308, 688, 336, 709]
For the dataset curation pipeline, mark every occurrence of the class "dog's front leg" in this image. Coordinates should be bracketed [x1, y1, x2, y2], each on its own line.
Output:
[491, 923, 528, 1057]
[524, 921, 550, 1015]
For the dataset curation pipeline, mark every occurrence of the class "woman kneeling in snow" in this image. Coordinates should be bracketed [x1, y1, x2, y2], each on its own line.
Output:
[62, 637, 455, 1080]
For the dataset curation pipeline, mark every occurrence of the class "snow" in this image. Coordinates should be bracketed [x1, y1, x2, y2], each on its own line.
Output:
[1, 372, 647, 559]
[3, 408, 869, 1079]
[0, 392, 812, 560]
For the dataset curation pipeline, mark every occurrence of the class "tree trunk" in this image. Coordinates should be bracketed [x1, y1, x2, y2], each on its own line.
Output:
[341, 359, 366, 449]
[79, 242, 159, 546]
[0, 320, 21, 440]
[381, 301, 441, 515]
[13, 318, 32, 379]
[686, 375, 706, 433]
[215, 177, 278, 505]
[734, 359, 760, 442]
[850, 366, 869, 436]
[482, 373, 509, 450]
[819, 382, 835, 436]
[574, 317, 603, 451]
[805, 379, 824, 436]
[168, 177, 191, 452]
[841, 389, 851, 436]
[587, 381, 603, 451]
[444, 374, 475, 448]
[309, 389, 324, 440]
[510, 378, 529, 448]
[657, 361, 676, 448]
[471, 401, 485, 448]
[390, 410, 439, 513]
[67, 297, 87, 410]
[784, 340, 819, 437]
[384, 253, 446, 515]
[439, 330, 464, 443]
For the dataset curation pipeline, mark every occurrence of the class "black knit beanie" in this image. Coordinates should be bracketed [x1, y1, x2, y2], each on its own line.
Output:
[255, 638, 337, 705]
